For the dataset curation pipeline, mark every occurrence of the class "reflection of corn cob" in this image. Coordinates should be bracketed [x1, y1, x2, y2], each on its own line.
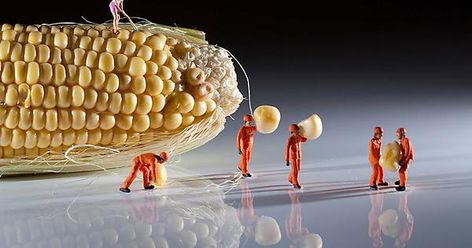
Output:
[0, 181, 243, 248]
[0, 23, 243, 174]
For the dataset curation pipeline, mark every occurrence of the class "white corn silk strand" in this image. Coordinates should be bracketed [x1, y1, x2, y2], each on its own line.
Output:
[212, 46, 254, 116]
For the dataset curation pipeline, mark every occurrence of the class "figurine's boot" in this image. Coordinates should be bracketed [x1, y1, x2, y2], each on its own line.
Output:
[378, 182, 388, 186]
[120, 188, 131, 193]
[293, 184, 302, 189]
[144, 185, 155, 190]
[243, 173, 252, 177]
[395, 186, 406, 191]
[369, 185, 378, 190]
[395, 180, 400, 185]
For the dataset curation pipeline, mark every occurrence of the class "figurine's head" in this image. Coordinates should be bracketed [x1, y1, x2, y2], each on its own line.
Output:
[155, 152, 169, 163]
[373, 126, 384, 139]
[243, 114, 254, 125]
[289, 124, 300, 134]
[396, 128, 406, 139]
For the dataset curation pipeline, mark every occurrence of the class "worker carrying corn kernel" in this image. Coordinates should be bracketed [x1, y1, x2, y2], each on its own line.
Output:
[237, 114, 257, 177]
[285, 124, 308, 189]
[394, 128, 414, 191]
[119, 152, 169, 193]
[369, 127, 388, 190]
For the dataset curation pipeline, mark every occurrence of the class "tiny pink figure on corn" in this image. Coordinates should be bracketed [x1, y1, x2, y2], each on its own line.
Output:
[109, 0, 124, 34]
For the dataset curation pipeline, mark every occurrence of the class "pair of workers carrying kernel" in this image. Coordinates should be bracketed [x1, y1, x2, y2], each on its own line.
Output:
[237, 114, 307, 189]
[368, 127, 414, 192]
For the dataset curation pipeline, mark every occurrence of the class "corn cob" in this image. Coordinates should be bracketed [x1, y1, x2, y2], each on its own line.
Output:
[0, 22, 243, 174]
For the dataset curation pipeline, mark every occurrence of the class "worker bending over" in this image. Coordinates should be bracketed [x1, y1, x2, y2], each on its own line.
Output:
[120, 152, 169, 193]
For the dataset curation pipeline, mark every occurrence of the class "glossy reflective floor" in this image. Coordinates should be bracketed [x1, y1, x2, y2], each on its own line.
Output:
[1, 148, 472, 248]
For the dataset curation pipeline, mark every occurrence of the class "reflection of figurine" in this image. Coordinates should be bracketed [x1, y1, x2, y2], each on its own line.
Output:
[378, 194, 414, 248]
[286, 189, 323, 248]
[368, 193, 384, 248]
[237, 115, 257, 177]
[286, 189, 309, 246]
[395, 194, 414, 248]
[119, 152, 169, 193]
[237, 181, 282, 246]
[369, 127, 388, 190]
[285, 124, 308, 189]
[237, 180, 258, 239]
[125, 192, 160, 225]
[394, 128, 414, 191]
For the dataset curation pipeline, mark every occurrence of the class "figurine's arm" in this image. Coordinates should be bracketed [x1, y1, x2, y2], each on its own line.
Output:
[285, 137, 292, 165]
[150, 160, 157, 182]
[368, 140, 375, 159]
[402, 140, 413, 165]
[300, 136, 308, 143]
[236, 128, 243, 153]
[409, 140, 414, 162]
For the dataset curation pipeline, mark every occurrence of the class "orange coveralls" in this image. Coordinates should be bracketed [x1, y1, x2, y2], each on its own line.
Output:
[285, 135, 308, 186]
[121, 153, 158, 189]
[237, 125, 257, 174]
[368, 138, 384, 186]
[399, 137, 414, 187]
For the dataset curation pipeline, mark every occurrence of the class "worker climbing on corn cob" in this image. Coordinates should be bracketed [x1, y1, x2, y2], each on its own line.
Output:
[237, 114, 257, 177]
[119, 152, 169, 193]
[109, 0, 124, 34]
[285, 124, 308, 189]
[369, 126, 388, 190]
[394, 128, 414, 191]
[109, 0, 137, 34]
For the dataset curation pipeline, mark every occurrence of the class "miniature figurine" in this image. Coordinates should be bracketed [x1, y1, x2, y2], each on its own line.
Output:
[109, 0, 124, 34]
[394, 128, 414, 191]
[285, 124, 308, 189]
[369, 127, 388, 190]
[119, 152, 169, 193]
[237, 114, 257, 177]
